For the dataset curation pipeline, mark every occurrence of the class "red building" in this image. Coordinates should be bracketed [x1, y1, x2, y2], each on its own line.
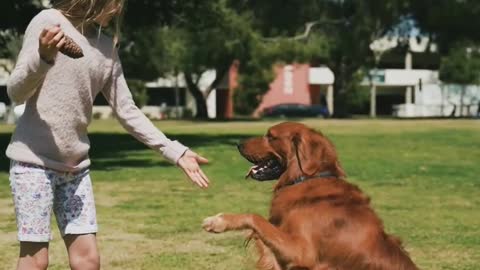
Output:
[218, 63, 335, 118]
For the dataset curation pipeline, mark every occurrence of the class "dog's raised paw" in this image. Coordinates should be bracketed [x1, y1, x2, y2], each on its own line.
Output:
[202, 213, 227, 233]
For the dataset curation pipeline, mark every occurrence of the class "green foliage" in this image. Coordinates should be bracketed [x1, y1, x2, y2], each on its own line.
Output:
[0, 0, 42, 32]
[118, 29, 159, 81]
[231, 0, 412, 116]
[342, 69, 371, 111]
[0, 0, 42, 61]
[4, 0, 480, 117]
[152, 27, 190, 75]
[0, 31, 22, 72]
[126, 79, 149, 108]
[234, 31, 331, 115]
[408, 0, 480, 52]
[121, 1, 260, 118]
[439, 42, 480, 85]
[233, 87, 264, 116]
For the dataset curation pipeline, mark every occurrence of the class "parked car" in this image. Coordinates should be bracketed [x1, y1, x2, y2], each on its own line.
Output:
[262, 103, 329, 118]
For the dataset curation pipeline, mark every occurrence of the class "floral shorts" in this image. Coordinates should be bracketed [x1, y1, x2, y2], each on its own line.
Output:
[9, 161, 98, 242]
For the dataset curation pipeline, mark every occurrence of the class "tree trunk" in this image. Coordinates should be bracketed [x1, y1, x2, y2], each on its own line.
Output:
[330, 58, 360, 118]
[331, 60, 349, 118]
[204, 66, 229, 98]
[184, 73, 209, 119]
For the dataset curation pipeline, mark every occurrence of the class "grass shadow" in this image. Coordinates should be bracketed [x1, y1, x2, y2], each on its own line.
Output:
[0, 133, 252, 172]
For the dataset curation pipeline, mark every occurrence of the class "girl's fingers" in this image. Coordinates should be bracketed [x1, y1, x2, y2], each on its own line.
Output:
[39, 31, 50, 46]
[39, 28, 48, 39]
[40, 26, 62, 48]
[192, 172, 206, 188]
[196, 155, 209, 164]
[56, 37, 66, 49]
[196, 175, 208, 188]
[198, 170, 210, 188]
[191, 170, 208, 188]
[49, 30, 64, 46]
[43, 26, 61, 43]
[189, 172, 205, 188]
[198, 169, 210, 184]
[180, 156, 210, 188]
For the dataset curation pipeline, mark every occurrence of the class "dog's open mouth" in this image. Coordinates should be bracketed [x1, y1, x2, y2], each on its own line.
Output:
[245, 158, 285, 181]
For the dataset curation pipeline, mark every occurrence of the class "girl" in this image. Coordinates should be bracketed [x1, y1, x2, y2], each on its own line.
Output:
[6, 0, 210, 269]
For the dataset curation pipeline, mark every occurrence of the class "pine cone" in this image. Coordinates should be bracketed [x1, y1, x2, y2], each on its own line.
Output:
[59, 35, 84, 59]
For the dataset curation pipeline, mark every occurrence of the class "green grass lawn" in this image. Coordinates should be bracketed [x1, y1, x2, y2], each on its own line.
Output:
[0, 119, 479, 269]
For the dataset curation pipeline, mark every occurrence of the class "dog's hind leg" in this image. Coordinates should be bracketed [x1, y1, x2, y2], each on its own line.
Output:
[254, 238, 282, 270]
[203, 213, 315, 269]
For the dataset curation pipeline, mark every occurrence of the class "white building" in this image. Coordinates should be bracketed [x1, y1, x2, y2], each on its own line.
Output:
[367, 36, 480, 118]
[363, 69, 480, 117]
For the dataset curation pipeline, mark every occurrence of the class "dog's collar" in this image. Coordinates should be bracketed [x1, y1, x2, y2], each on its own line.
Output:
[283, 171, 336, 188]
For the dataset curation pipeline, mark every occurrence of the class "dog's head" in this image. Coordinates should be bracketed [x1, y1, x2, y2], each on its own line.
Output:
[238, 122, 345, 186]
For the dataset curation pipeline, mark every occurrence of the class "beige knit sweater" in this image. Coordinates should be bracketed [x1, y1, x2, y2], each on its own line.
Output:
[6, 9, 188, 172]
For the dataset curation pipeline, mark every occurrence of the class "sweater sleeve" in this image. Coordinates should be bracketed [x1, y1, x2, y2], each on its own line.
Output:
[101, 53, 188, 164]
[7, 11, 54, 104]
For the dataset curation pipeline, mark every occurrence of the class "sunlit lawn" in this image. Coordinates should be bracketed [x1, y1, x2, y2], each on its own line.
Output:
[0, 119, 479, 269]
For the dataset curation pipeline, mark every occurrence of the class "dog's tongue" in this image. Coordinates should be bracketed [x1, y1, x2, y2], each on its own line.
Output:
[245, 165, 259, 179]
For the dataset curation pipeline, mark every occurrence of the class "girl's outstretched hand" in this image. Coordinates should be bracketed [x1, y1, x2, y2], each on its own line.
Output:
[177, 150, 210, 188]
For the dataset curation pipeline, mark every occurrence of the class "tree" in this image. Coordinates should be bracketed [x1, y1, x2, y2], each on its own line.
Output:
[0, 0, 44, 123]
[4, 0, 480, 119]
[0, 0, 43, 56]
[439, 42, 480, 116]
[120, 1, 346, 118]
[0, 32, 23, 124]
[408, 0, 480, 117]
[117, 0, 422, 118]
[440, 44, 480, 85]
[121, 1, 255, 118]
[230, 0, 411, 116]
[408, 0, 480, 53]
[234, 33, 330, 115]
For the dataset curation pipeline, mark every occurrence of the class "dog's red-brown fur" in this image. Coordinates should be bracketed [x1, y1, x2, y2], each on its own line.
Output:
[203, 122, 418, 270]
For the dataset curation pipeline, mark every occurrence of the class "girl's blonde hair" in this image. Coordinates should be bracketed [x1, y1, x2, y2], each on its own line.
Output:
[51, 0, 125, 46]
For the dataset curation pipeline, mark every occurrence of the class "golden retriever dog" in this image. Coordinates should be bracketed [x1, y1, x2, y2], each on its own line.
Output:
[202, 122, 418, 270]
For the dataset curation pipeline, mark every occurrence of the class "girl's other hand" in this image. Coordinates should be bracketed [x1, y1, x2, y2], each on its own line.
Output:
[177, 150, 210, 189]
[38, 24, 66, 63]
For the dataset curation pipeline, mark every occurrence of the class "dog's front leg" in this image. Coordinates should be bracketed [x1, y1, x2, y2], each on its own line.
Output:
[202, 213, 253, 232]
[202, 213, 315, 269]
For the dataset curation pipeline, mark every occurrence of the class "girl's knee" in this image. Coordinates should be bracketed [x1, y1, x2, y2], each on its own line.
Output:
[33, 258, 49, 270]
[20, 257, 48, 270]
[65, 233, 100, 270]
[18, 242, 49, 270]
[69, 253, 100, 270]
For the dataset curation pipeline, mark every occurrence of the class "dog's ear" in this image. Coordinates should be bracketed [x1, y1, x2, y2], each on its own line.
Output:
[292, 130, 346, 178]
[292, 131, 318, 176]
